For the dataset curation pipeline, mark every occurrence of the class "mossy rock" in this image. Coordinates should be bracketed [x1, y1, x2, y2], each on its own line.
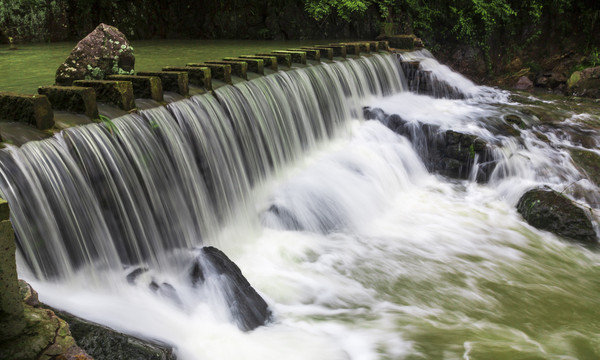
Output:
[570, 149, 600, 186]
[223, 58, 264, 75]
[256, 53, 291, 67]
[238, 55, 278, 71]
[205, 60, 248, 80]
[273, 50, 307, 64]
[517, 187, 597, 244]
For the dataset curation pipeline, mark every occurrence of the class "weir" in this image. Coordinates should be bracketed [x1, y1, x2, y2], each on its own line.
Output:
[1, 43, 600, 360]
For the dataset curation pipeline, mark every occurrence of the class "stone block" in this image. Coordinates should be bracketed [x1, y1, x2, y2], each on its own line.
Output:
[38, 86, 99, 119]
[288, 48, 320, 61]
[0, 216, 25, 341]
[256, 53, 292, 68]
[369, 41, 380, 52]
[378, 41, 389, 51]
[273, 50, 307, 65]
[72, 80, 135, 111]
[387, 35, 417, 50]
[163, 66, 212, 91]
[323, 45, 347, 58]
[187, 63, 232, 84]
[106, 75, 164, 102]
[223, 58, 264, 75]
[137, 71, 189, 96]
[238, 55, 278, 71]
[205, 60, 248, 80]
[303, 46, 334, 60]
[336, 43, 360, 55]
[357, 42, 371, 53]
[0, 92, 54, 130]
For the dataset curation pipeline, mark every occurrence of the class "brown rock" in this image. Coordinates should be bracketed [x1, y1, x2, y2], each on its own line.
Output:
[56, 23, 135, 86]
[515, 76, 534, 91]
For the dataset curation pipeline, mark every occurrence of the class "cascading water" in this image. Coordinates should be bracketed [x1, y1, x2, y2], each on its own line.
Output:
[2, 51, 600, 359]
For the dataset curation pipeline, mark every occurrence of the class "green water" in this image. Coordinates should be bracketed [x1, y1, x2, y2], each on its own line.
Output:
[0, 39, 332, 94]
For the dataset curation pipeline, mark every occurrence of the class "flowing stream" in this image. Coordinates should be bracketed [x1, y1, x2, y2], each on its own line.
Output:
[2, 51, 600, 359]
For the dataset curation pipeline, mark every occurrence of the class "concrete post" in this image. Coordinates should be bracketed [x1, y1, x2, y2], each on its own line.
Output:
[0, 198, 25, 341]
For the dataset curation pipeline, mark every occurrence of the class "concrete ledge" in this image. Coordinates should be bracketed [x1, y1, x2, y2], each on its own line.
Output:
[323, 45, 347, 58]
[0, 92, 54, 130]
[223, 58, 264, 75]
[187, 63, 232, 85]
[256, 53, 291, 68]
[205, 61, 248, 80]
[288, 48, 320, 61]
[106, 75, 164, 102]
[387, 35, 417, 50]
[38, 86, 99, 119]
[238, 55, 278, 71]
[303, 46, 334, 60]
[357, 42, 371, 54]
[137, 71, 189, 96]
[162, 66, 211, 91]
[273, 50, 307, 65]
[378, 41, 389, 51]
[72, 80, 135, 111]
[368, 41, 379, 52]
[336, 43, 360, 56]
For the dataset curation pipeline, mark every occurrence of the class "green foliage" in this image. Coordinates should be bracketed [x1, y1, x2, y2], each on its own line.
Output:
[0, 0, 64, 42]
[589, 47, 600, 67]
[98, 114, 118, 135]
[304, 0, 371, 21]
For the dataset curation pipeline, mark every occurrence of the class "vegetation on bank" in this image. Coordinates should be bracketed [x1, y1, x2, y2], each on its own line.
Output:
[1, 0, 599, 81]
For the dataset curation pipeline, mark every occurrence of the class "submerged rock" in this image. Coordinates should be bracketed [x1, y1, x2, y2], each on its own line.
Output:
[189, 246, 271, 331]
[56, 23, 135, 86]
[517, 187, 597, 244]
[376, 111, 496, 181]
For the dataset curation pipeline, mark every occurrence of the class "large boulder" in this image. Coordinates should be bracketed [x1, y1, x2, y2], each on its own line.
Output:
[517, 187, 597, 244]
[567, 66, 600, 98]
[189, 246, 271, 331]
[56, 23, 135, 86]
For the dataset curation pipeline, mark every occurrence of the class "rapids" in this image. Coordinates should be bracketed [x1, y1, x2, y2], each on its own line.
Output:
[2, 51, 600, 359]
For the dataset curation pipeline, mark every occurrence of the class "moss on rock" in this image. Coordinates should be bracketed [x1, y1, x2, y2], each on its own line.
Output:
[0, 92, 55, 130]
[38, 86, 99, 119]
[517, 187, 597, 244]
[72, 80, 135, 111]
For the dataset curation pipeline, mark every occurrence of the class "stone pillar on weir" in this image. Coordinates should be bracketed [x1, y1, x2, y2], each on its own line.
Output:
[0, 198, 25, 341]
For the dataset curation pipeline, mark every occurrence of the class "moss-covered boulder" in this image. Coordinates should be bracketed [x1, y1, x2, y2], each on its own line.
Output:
[56, 23, 135, 86]
[137, 71, 189, 96]
[72, 80, 135, 111]
[567, 66, 600, 98]
[0, 92, 55, 130]
[517, 187, 597, 244]
[38, 85, 99, 119]
[107, 75, 164, 102]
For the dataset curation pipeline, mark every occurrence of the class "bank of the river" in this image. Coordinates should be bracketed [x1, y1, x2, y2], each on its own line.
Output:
[0, 39, 338, 94]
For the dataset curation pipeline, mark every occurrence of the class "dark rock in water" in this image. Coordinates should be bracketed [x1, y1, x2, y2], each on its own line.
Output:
[505, 114, 527, 130]
[50, 307, 177, 360]
[126, 267, 148, 284]
[56, 23, 135, 86]
[363, 106, 386, 122]
[517, 187, 597, 244]
[149, 281, 183, 308]
[381, 111, 496, 181]
[570, 149, 600, 186]
[190, 246, 271, 331]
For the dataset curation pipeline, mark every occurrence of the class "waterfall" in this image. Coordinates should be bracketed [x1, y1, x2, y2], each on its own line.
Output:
[3, 50, 600, 360]
[0, 53, 404, 280]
